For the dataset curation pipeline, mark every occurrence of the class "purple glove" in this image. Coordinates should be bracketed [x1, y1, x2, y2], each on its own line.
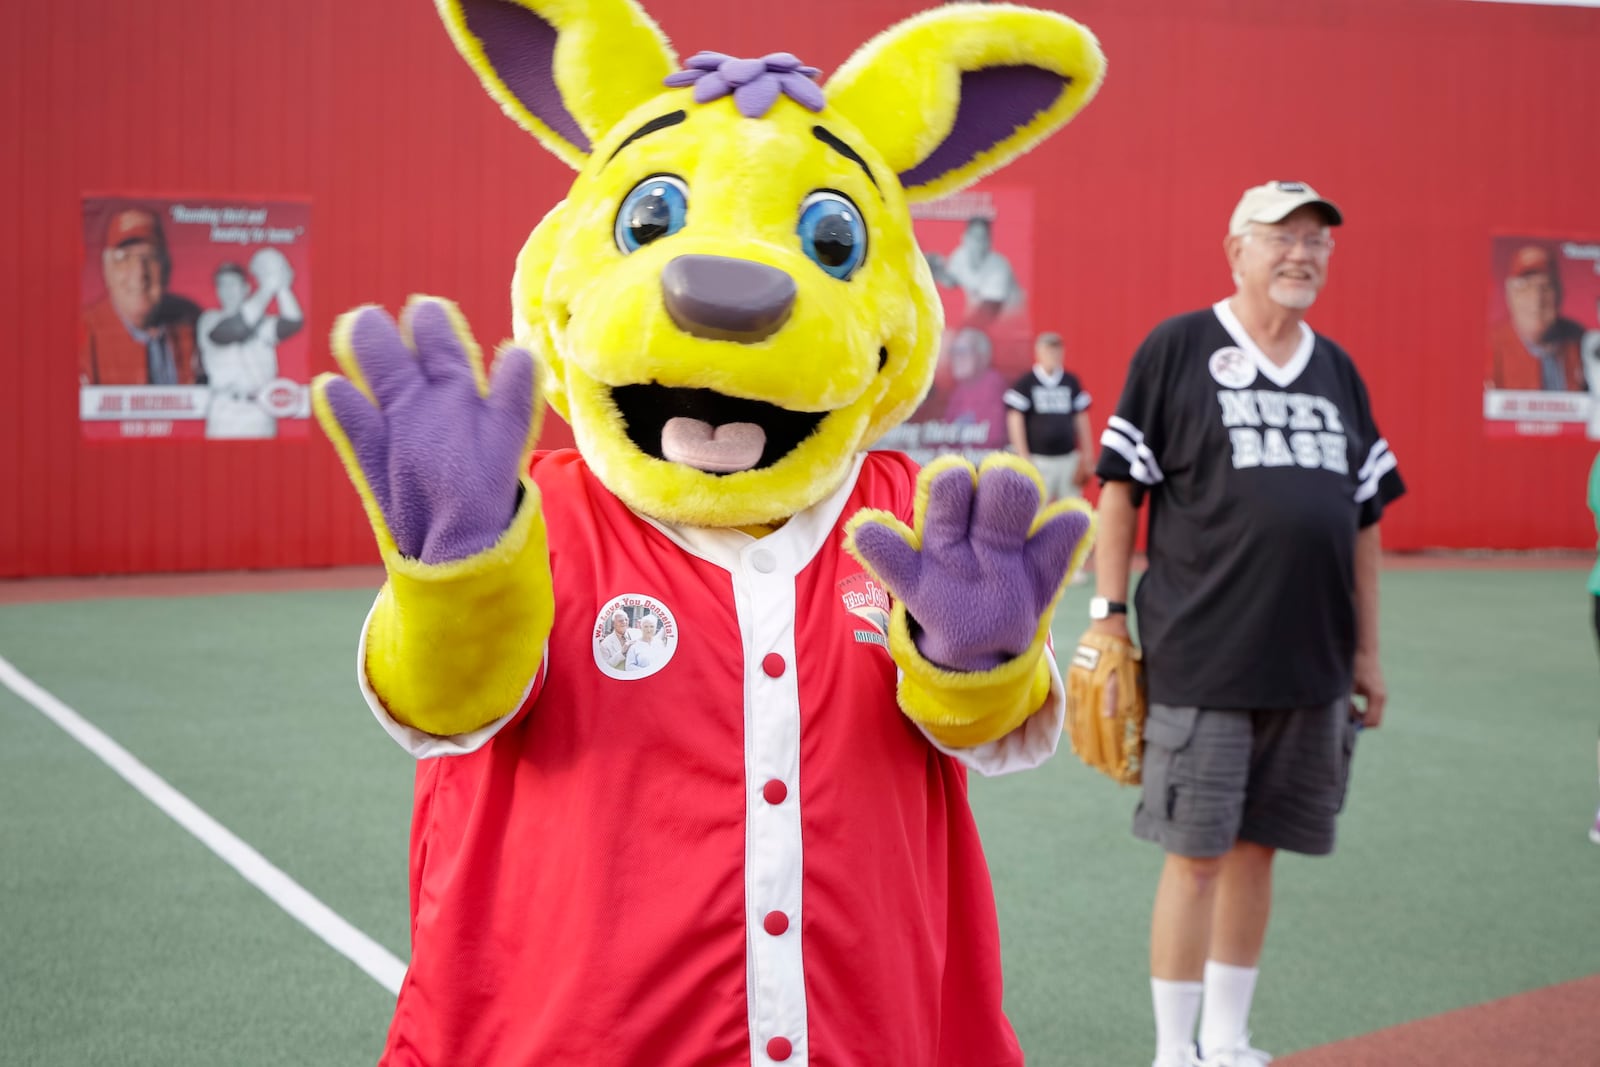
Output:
[321, 300, 535, 565]
[850, 462, 1091, 672]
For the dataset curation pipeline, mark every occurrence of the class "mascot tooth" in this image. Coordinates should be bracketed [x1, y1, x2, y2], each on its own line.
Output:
[313, 2, 1105, 1062]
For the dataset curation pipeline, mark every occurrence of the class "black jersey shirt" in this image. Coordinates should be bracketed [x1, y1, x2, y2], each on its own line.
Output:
[1095, 301, 1405, 709]
[1003, 368, 1091, 455]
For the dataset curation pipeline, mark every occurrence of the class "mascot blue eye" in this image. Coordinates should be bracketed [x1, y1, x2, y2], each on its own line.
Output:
[615, 175, 689, 253]
[797, 192, 866, 280]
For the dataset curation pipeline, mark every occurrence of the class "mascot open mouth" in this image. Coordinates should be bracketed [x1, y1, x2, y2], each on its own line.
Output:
[612, 384, 826, 473]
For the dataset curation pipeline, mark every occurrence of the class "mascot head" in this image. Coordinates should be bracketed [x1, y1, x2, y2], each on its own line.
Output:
[437, 0, 1105, 527]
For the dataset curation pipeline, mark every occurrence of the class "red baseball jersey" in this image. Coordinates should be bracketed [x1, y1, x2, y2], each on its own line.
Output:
[360, 449, 1063, 1067]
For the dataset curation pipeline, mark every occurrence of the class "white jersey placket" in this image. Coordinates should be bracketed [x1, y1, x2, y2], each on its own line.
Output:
[732, 533, 809, 1066]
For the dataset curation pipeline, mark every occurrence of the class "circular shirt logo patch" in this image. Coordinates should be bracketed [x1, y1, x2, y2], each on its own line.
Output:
[592, 593, 679, 680]
[1208, 346, 1257, 389]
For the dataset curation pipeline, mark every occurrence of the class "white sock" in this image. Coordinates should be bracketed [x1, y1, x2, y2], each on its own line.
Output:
[1151, 978, 1203, 1062]
[1199, 960, 1259, 1056]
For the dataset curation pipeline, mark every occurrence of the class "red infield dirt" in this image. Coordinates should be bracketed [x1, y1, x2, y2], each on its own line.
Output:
[1277, 975, 1600, 1067]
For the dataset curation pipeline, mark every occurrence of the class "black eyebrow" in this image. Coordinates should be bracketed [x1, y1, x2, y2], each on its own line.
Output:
[605, 110, 688, 166]
[811, 126, 881, 195]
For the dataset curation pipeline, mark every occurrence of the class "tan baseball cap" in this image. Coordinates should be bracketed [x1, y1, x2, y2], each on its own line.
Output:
[1228, 181, 1343, 236]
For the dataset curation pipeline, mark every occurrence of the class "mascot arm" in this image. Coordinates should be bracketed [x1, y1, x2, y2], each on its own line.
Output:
[845, 455, 1094, 750]
[907, 635, 1069, 775]
[362, 486, 554, 738]
[314, 298, 554, 738]
[888, 610, 1057, 752]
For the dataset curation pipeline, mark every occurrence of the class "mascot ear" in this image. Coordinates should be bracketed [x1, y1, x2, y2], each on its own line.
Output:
[825, 4, 1105, 203]
[436, 0, 677, 169]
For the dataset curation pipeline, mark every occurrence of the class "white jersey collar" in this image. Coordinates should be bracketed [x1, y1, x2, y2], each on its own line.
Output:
[639, 452, 869, 576]
[1212, 299, 1314, 388]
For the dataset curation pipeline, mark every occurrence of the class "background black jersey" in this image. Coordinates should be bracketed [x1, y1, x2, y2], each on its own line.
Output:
[1004, 368, 1091, 455]
[1095, 302, 1405, 709]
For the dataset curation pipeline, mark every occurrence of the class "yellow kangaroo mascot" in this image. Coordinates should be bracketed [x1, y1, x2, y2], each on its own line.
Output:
[314, 1, 1104, 1062]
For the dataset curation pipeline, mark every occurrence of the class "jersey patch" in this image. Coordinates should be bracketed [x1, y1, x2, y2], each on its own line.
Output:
[838, 572, 891, 649]
[1208, 346, 1257, 389]
[592, 592, 680, 679]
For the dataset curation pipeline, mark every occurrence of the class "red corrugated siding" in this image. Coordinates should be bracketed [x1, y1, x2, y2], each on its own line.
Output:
[4, 0, 1598, 577]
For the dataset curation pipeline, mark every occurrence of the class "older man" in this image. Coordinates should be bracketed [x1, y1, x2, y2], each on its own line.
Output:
[1089, 181, 1405, 1067]
[1486, 243, 1587, 392]
[599, 610, 636, 671]
[79, 208, 203, 386]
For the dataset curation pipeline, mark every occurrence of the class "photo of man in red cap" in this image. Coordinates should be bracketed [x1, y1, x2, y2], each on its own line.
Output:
[78, 207, 204, 386]
[1486, 243, 1587, 392]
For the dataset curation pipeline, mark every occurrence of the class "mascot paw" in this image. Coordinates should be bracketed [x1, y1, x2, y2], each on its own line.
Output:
[847, 455, 1092, 672]
[314, 298, 537, 564]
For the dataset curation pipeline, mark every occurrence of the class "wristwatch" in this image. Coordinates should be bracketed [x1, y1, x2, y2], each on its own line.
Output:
[1088, 597, 1128, 620]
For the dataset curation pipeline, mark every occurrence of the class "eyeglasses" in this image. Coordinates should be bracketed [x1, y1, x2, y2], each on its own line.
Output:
[1246, 231, 1335, 256]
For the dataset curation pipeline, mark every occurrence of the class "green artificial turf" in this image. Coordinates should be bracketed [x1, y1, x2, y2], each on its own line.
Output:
[0, 569, 1593, 1065]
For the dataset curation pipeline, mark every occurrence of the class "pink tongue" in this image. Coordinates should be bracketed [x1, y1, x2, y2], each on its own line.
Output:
[661, 417, 768, 473]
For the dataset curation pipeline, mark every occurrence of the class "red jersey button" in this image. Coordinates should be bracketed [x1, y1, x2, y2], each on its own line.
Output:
[763, 910, 789, 936]
[762, 779, 787, 804]
[766, 1037, 793, 1061]
[762, 652, 786, 677]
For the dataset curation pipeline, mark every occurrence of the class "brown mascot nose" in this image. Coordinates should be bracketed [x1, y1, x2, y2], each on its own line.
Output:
[661, 254, 797, 343]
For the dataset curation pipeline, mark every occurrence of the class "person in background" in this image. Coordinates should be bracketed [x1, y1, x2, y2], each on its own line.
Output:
[1091, 180, 1405, 1067]
[1005, 330, 1093, 502]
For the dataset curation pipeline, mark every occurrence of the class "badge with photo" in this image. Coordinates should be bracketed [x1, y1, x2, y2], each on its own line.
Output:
[592, 593, 679, 679]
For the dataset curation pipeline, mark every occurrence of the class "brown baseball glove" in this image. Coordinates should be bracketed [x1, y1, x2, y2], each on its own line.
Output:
[1065, 630, 1147, 785]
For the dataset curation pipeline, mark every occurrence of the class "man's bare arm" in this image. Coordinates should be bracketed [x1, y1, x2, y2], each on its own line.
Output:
[1091, 480, 1139, 639]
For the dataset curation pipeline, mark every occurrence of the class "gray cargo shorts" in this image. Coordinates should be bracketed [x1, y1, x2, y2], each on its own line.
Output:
[1132, 698, 1360, 858]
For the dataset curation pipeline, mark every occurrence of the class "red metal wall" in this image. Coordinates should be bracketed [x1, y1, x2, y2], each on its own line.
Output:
[4, 0, 1598, 577]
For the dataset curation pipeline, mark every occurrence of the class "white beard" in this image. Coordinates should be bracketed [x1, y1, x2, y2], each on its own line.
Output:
[1269, 281, 1317, 310]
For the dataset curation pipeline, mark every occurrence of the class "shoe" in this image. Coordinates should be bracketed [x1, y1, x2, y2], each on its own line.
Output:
[1589, 808, 1600, 845]
[1193, 1034, 1272, 1066]
[1150, 1045, 1196, 1067]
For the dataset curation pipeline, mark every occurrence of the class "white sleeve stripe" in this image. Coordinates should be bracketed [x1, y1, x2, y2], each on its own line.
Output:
[1003, 390, 1029, 410]
[1108, 415, 1146, 445]
[1074, 392, 1092, 411]
[1100, 429, 1162, 486]
[1354, 450, 1398, 504]
[1356, 438, 1391, 482]
[1108, 426, 1164, 483]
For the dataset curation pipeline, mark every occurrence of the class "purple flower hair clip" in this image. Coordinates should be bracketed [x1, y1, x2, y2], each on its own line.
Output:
[664, 51, 826, 119]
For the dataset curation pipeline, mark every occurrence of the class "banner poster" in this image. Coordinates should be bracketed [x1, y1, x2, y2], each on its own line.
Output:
[874, 187, 1035, 465]
[1483, 233, 1600, 439]
[78, 195, 312, 441]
